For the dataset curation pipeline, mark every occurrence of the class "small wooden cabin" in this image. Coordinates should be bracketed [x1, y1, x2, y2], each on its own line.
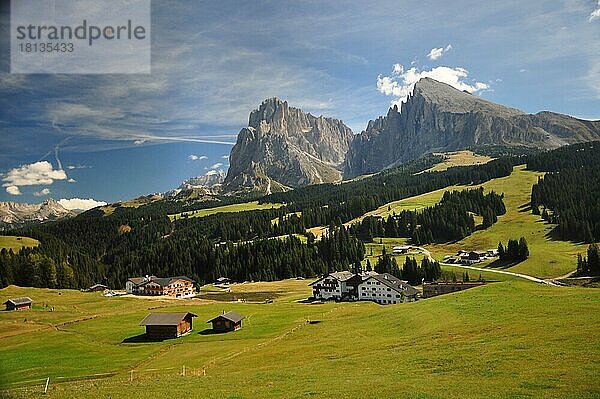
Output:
[208, 311, 245, 332]
[87, 284, 109, 292]
[4, 297, 32, 311]
[139, 312, 197, 339]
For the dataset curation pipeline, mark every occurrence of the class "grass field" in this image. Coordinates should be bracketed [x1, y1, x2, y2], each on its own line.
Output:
[352, 165, 586, 279]
[0, 236, 39, 252]
[168, 201, 283, 221]
[424, 150, 494, 172]
[1, 280, 598, 398]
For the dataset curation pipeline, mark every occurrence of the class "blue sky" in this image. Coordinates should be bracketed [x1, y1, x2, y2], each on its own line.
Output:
[1, 0, 599, 208]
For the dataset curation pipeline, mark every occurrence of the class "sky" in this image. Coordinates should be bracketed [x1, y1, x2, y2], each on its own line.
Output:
[0, 0, 599, 209]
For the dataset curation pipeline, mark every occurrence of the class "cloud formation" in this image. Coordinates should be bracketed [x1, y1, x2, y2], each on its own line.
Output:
[427, 44, 452, 60]
[2, 161, 67, 195]
[377, 63, 490, 106]
[590, 1, 600, 21]
[188, 154, 208, 161]
[58, 198, 107, 211]
[5, 186, 21, 196]
[207, 163, 223, 170]
[33, 188, 51, 197]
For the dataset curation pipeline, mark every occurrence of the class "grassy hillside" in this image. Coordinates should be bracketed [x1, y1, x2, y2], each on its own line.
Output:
[1, 281, 598, 398]
[353, 165, 586, 279]
[168, 201, 283, 221]
[0, 236, 39, 252]
[424, 150, 493, 172]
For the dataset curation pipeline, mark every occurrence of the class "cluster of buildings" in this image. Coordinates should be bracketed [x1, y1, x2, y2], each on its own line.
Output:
[126, 275, 196, 298]
[444, 249, 498, 265]
[310, 271, 419, 304]
[138, 310, 245, 340]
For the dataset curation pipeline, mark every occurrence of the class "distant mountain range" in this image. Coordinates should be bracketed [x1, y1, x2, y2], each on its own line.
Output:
[0, 199, 77, 231]
[221, 78, 600, 193]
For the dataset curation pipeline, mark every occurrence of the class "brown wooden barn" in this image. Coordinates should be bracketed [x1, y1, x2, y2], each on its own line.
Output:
[139, 312, 197, 339]
[4, 297, 32, 311]
[208, 311, 245, 332]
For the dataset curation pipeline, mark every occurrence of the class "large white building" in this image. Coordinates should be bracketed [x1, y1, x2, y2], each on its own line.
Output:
[310, 271, 418, 304]
[309, 271, 356, 301]
[358, 273, 418, 304]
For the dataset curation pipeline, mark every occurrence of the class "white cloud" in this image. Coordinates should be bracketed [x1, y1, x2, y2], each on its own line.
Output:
[1, 161, 67, 188]
[188, 154, 208, 161]
[427, 44, 453, 60]
[589, 1, 600, 21]
[205, 170, 218, 176]
[58, 198, 107, 211]
[377, 63, 490, 106]
[221, 155, 229, 159]
[208, 163, 223, 170]
[68, 178, 77, 183]
[5, 186, 21, 196]
[33, 188, 51, 197]
[133, 139, 146, 145]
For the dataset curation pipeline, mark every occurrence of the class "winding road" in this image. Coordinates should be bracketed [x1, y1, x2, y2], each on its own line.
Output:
[414, 246, 564, 286]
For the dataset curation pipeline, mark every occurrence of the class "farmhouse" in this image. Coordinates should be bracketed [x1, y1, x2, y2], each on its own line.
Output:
[86, 284, 108, 292]
[4, 297, 33, 311]
[126, 275, 196, 298]
[422, 281, 487, 298]
[311, 271, 418, 304]
[208, 311, 245, 332]
[392, 245, 411, 255]
[215, 277, 231, 285]
[358, 273, 419, 304]
[309, 271, 356, 301]
[139, 312, 197, 339]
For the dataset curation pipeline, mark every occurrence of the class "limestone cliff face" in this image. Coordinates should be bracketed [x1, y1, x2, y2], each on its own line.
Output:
[0, 199, 76, 230]
[223, 98, 354, 194]
[343, 78, 600, 177]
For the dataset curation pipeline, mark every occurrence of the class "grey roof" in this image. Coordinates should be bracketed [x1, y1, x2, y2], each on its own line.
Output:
[89, 284, 108, 289]
[131, 275, 195, 287]
[370, 274, 419, 296]
[309, 271, 355, 286]
[207, 311, 245, 324]
[139, 312, 197, 326]
[4, 297, 33, 305]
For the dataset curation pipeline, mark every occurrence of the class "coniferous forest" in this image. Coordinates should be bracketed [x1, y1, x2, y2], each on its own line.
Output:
[3, 142, 600, 290]
[529, 142, 600, 243]
[350, 188, 506, 244]
[0, 154, 516, 290]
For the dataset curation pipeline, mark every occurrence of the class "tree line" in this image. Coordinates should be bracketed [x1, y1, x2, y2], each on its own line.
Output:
[350, 188, 506, 244]
[529, 142, 600, 243]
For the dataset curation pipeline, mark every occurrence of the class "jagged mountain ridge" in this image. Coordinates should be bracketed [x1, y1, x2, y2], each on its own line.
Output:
[0, 199, 77, 230]
[343, 77, 600, 177]
[223, 98, 354, 194]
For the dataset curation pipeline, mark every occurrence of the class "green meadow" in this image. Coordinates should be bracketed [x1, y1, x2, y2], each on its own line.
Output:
[0, 236, 39, 252]
[356, 165, 586, 279]
[1, 280, 599, 398]
[168, 201, 283, 221]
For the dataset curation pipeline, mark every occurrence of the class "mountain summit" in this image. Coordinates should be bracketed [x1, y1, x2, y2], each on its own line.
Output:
[223, 98, 354, 194]
[343, 78, 600, 177]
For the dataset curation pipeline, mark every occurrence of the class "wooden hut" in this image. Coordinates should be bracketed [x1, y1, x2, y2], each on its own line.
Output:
[4, 297, 32, 311]
[139, 312, 197, 339]
[208, 311, 245, 332]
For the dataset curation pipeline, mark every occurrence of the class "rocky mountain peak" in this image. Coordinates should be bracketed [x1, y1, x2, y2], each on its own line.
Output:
[343, 78, 600, 178]
[223, 98, 354, 194]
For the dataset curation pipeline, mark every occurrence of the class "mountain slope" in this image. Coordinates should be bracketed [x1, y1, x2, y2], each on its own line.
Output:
[223, 98, 354, 194]
[344, 77, 600, 177]
[0, 199, 76, 230]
